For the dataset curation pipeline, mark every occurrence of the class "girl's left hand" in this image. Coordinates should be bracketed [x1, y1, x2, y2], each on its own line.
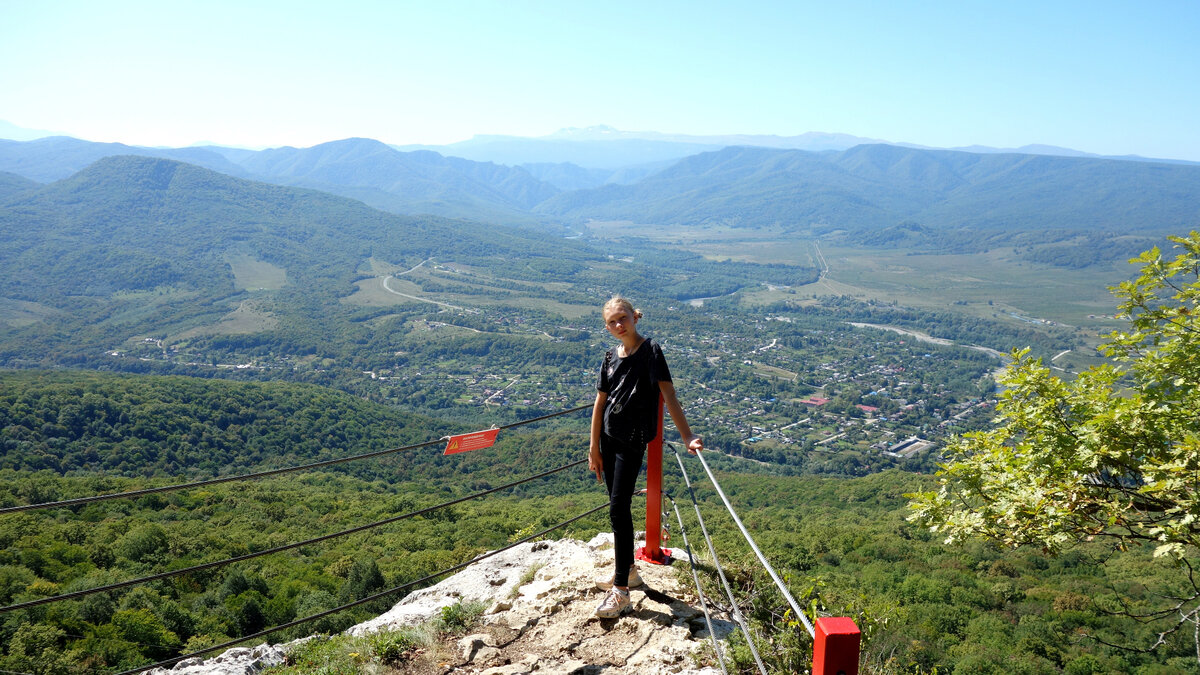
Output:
[588, 446, 604, 482]
[685, 435, 704, 455]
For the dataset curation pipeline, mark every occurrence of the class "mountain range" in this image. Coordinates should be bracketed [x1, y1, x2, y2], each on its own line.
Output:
[0, 137, 557, 225]
[0, 152, 595, 298]
[381, 124, 1200, 168]
[0, 136, 250, 182]
[535, 143, 1200, 233]
[2, 132, 1198, 240]
[0, 154, 606, 369]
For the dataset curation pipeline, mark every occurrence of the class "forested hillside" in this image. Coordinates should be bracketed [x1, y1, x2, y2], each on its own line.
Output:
[0, 137, 562, 224]
[0, 171, 37, 200]
[0, 155, 829, 378]
[1, 370, 1195, 673]
[536, 144, 1200, 236]
[0, 370, 599, 671]
[5, 136, 1198, 250]
[0, 371, 459, 477]
[0, 155, 603, 367]
[0, 154, 562, 298]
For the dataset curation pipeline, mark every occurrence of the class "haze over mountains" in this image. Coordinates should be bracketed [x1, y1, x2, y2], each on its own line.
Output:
[0, 136, 251, 182]
[2, 129, 1198, 244]
[0, 154, 608, 366]
[1, 125, 1194, 373]
[392, 126, 883, 172]
[536, 143, 1200, 233]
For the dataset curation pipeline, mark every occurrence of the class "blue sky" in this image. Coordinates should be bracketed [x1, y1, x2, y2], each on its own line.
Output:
[2, 1, 1197, 159]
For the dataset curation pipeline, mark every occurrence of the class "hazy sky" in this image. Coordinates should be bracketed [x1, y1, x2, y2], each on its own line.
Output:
[2, 1, 1197, 159]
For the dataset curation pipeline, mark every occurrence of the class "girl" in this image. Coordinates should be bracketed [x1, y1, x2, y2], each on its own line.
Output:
[589, 296, 703, 618]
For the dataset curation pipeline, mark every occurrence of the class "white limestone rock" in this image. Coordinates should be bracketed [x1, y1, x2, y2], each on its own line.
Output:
[349, 540, 597, 636]
[147, 641, 303, 675]
[166, 537, 729, 674]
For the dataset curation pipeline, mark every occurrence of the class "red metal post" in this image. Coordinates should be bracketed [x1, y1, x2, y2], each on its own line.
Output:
[636, 394, 671, 564]
[812, 616, 861, 675]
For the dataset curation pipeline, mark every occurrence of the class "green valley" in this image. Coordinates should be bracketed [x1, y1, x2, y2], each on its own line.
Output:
[0, 142, 1197, 673]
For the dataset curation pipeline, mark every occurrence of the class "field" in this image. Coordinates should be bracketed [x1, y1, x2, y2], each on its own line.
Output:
[587, 220, 1135, 363]
[0, 297, 61, 327]
[225, 252, 288, 291]
[342, 276, 437, 308]
[341, 263, 595, 319]
[797, 244, 1132, 328]
[175, 299, 278, 337]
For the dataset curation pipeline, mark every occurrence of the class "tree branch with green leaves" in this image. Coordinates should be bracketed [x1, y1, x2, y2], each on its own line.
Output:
[909, 231, 1200, 661]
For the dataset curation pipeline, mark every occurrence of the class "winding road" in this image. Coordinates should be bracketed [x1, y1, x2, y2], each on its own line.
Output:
[379, 259, 470, 310]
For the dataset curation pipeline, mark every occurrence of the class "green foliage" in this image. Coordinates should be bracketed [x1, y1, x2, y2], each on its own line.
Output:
[0, 447, 606, 672]
[435, 600, 485, 635]
[111, 608, 182, 657]
[268, 634, 363, 675]
[338, 559, 386, 605]
[673, 468, 1199, 672]
[366, 628, 421, 664]
[0, 370, 455, 478]
[0, 623, 76, 675]
[910, 233, 1200, 556]
[910, 232, 1200, 661]
[1, 461, 1194, 672]
[266, 625, 426, 674]
[115, 524, 168, 563]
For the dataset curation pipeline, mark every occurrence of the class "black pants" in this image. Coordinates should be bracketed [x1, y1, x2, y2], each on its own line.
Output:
[601, 433, 645, 587]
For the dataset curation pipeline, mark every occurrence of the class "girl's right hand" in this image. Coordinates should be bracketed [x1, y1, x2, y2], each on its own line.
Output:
[588, 446, 603, 483]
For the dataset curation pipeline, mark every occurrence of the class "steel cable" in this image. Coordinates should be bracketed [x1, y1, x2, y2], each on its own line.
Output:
[0, 403, 590, 515]
[665, 492, 729, 675]
[114, 499, 609, 675]
[677, 442, 817, 639]
[493, 403, 590, 429]
[671, 445, 768, 675]
[0, 458, 587, 614]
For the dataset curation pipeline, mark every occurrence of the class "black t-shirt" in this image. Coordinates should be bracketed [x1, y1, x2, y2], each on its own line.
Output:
[596, 338, 672, 445]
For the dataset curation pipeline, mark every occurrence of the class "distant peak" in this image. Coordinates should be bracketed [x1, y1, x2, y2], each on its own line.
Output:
[60, 154, 193, 191]
[314, 137, 392, 150]
[0, 119, 63, 142]
[544, 125, 625, 140]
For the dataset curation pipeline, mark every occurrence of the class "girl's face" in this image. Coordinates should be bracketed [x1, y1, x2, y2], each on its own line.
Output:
[603, 307, 638, 340]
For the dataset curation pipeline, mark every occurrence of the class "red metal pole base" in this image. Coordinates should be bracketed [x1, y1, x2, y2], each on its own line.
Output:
[812, 616, 861, 675]
[635, 545, 673, 565]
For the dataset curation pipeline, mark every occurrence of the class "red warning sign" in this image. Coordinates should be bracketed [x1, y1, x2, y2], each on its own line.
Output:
[443, 428, 500, 455]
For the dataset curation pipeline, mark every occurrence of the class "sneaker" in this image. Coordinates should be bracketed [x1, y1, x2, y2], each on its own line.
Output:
[594, 588, 632, 619]
[595, 566, 643, 591]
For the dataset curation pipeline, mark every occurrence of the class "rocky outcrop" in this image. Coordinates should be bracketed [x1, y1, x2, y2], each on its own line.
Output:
[148, 641, 301, 674]
[154, 536, 732, 674]
[355, 535, 731, 673]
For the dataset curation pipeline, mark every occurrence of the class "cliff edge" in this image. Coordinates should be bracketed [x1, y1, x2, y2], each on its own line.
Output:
[153, 535, 731, 674]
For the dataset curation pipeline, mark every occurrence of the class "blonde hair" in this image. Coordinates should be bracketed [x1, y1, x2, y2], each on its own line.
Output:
[603, 295, 643, 320]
